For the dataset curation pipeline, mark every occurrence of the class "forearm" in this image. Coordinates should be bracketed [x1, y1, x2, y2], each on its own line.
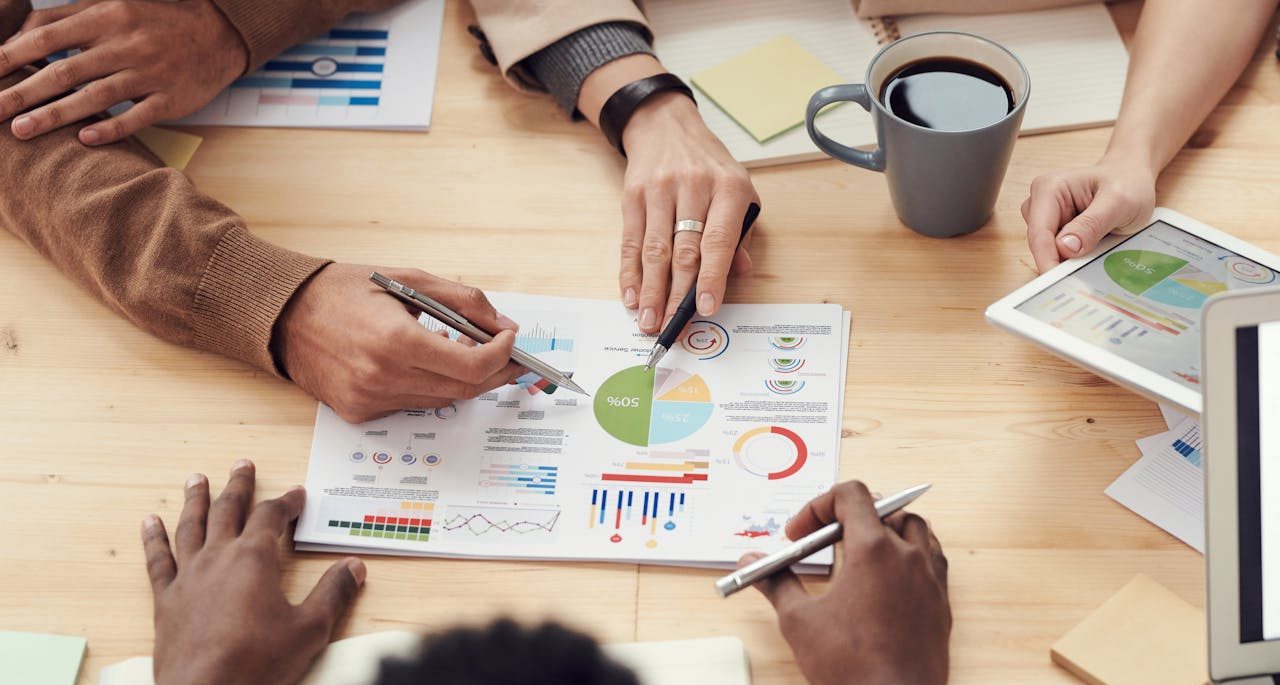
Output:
[0, 68, 328, 374]
[1104, 0, 1275, 174]
[209, 0, 403, 73]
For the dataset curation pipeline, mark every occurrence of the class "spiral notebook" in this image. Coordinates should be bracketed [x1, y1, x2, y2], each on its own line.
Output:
[644, 0, 1129, 168]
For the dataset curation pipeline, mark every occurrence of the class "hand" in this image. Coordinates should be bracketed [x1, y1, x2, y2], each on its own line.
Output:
[142, 460, 366, 685]
[1022, 157, 1156, 273]
[619, 92, 758, 333]
[742, 481, 951, 685]
[275, 263, 525, 424]
[0, 0, 247, 144]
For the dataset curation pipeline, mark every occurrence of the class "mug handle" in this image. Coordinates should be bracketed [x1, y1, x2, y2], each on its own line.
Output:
[805, 84, 886, 172]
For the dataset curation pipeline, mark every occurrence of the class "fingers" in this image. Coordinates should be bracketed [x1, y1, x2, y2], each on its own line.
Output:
[140, 514, 177, 595]
[18, 5, 85, 33]
[8, 66, 132, 140]
[1023, 177, 1071, 273]
[394, 271, 517, 335]
[618, 182, 645, 310]
[637, 184, 675, 334]
[784, 481, 882, 542]
[206, 460, 256, 544]
[244, 486, 306, 539]
[174, 473, 210, 566]
[695, 186, 754, 316]
[0, 12, 97, 79]
[301, 557, 367, 638]
[401, 325, 518, 389]
[664, 186, 711, 328]
[78, 92, 167, 145]
[1055, 190, 1135, 261]
[738, 552, 809, 613]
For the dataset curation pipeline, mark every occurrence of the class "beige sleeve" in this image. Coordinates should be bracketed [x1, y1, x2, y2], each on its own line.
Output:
[468, 0, 651, 91]
[854, 0, 1095, 18]
[0, 65, 330, 376]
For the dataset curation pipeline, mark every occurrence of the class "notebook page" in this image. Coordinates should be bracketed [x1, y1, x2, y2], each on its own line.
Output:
[645, 0, 882, 168]
[895, 3, 1129, 135]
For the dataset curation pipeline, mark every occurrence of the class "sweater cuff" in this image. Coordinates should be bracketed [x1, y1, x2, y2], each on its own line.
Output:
[522, 22, 654, 116]
[191, 226, 331, 376]
[209, 0, 300, 74]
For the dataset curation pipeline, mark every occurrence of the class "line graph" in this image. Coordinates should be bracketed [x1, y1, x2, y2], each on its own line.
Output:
[440, 506, 561, 537]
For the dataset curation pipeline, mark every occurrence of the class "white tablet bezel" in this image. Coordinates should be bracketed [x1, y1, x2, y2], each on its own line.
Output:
[1205, 287, 1280, 681]
[985, 207, 1280, 415]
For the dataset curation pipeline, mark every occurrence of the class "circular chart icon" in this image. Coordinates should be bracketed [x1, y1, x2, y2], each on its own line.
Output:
[765, 379, 805, 395]
[680, 321, 729, 360]
[423, 454, 442, 467]
[349, 451, 367, 463]
[594, 365, 714, 447]
[311, 57, 339, 77]
[734, 426, 808, 480]
[400, 453, 417, 465]
[769, 336, 806, 350]
[372, 451, 392, 465]
[433, 404, 457, 420]
[769, 358, 805, 373]
[1226, 256, 1276, 284]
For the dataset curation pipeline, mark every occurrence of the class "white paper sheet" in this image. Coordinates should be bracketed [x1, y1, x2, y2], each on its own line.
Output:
[296, 295, 850, 571]
[1105, 417, 1204, 552]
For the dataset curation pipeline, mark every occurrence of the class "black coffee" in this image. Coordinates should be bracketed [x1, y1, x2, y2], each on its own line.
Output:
[880, 58, 1014, 131]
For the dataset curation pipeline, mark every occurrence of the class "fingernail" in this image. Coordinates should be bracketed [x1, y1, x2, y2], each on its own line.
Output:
[346, 558, 367, 586]
[1060, 234, 1082, 254]
[185, 473, 205, 489]
[231, 459, 253, 473]
[623, 288, 637, 308]
[697, 292, 715, 316]
[496, 313, 518, 331]
[142, 514, 161, 532]
[640, 308, 657, 331]
[80, 128, 100, 145]
[12, 116, 33, 137]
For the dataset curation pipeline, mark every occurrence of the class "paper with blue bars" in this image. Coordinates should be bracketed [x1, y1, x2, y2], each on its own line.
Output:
[174, 0, 443, 130]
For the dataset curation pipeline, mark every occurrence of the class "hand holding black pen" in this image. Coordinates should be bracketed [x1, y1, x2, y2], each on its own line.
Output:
[644, 202, 762, 370]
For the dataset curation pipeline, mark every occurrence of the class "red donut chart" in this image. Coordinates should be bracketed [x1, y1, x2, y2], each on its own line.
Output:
[733, 426, 808, 480]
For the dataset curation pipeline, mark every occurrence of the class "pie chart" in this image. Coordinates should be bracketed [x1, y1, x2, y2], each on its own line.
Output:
[733, 426, 807, 480]
[594, 366, 714, 447]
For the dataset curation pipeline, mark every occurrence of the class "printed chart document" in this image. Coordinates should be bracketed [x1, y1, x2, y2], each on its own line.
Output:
[30, 0, 444, 130]
[1105, 416, 1204, 552]
[296, 294, 849, 571]
[175, 0, 443, 130]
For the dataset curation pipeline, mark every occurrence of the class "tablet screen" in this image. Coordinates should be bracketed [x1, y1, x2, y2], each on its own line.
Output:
[1015, 221, 1277, 389]
[1238, 321, 1280, 642]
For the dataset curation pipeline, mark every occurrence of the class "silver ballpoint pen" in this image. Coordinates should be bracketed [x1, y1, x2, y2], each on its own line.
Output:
[714, 483, 931, 597]
[370, 273, 588, 396]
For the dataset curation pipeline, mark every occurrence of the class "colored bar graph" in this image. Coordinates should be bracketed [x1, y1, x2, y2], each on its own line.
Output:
[326, 501, 434, 542]
[329, 28, 390, 40]
[601, 450, 710, 485]
[258, 95, 381, 107]
[283, 45, 387, 57]
[264, 61, 386, 73]
[479, 463, 557, 495]
[235, 77, 382, 90]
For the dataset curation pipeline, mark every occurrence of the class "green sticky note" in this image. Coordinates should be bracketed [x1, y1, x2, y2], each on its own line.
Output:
[0, 631, 87, 685]
[692, 35, 844, 143]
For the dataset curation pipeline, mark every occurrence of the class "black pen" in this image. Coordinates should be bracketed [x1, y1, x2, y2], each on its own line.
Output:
[643, 202, 761, 371]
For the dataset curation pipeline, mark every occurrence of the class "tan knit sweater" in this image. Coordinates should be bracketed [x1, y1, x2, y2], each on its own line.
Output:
[0, 0, 398, 376]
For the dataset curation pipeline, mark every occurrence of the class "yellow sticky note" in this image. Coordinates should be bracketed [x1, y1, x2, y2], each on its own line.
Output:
[134, 126, 203, 170]
[692, 35, 843, 143]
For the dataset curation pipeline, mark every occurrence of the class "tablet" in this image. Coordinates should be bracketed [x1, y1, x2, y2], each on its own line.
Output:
[986, 208, 1280, 414]
[1204, 287, 1280, 683]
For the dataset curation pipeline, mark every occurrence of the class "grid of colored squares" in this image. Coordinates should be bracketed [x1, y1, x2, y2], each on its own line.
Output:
[478, 463, 558, 494]
[328, 501, 434, 542]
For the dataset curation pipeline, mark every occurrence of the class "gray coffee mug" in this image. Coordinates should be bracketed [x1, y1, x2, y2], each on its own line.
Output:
[805, 32, 1030, 238]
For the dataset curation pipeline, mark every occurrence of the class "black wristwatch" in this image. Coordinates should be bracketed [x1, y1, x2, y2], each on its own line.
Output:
[598, 73, 696, 157]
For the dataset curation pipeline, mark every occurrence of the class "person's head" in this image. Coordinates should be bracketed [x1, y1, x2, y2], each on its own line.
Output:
[374, 618, 639, 685]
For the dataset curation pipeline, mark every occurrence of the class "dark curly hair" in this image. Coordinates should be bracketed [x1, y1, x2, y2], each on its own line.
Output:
[374, 618, 640, 685]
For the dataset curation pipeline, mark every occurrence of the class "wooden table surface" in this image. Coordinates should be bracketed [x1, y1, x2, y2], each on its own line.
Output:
[2, 2, 1278, 683]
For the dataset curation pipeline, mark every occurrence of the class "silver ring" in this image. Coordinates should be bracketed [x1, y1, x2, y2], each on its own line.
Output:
[674, 219, 705, 235]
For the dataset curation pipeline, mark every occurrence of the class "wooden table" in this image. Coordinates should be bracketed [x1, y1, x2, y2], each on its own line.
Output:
[2, 2, 1278, 683]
